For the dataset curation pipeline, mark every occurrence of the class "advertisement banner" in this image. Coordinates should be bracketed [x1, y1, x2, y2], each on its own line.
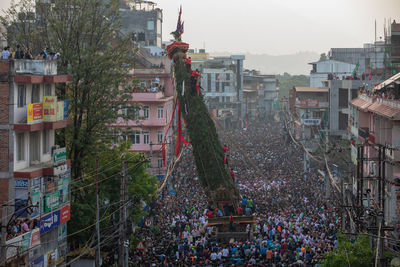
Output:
[20, 231, 31, 252]
[63, 100, 70, 119]
[44, 192, 60, 213]
[15, 178, 29, 188]
[56, 101, 64, 121]
[43, 96, 57, 122]
[30, 228, 41, 248]
[40, 210, 60, 235]
[5, 235, 22, 260]
[60, 205, 71, 224]
[53, 147, 66, 166]
[31, 255, 44, 267]
[301, 118, 321, 126]
[31, 189, 41, 218]
[27, 103, 43, 124]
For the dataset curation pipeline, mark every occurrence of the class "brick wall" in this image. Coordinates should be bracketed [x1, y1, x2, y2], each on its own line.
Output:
[0, 130, 9, 172]
[0, 179, 9, 218]
[0, 82, 9, 124]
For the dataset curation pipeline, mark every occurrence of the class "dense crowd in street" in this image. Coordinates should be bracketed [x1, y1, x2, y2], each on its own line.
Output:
[131, 121, 339, 266]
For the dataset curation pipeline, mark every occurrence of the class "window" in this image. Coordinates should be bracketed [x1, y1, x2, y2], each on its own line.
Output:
[143, 131, 150, 144]
[30, 132, 40, 163]
[147, 21, 155, 30]
[16, 133, 25, 161]
[129, 131, 140, 144]
[31, 84, 40, 103]
[216, 81, 219, 92]
[157, 106, 164, 119]
[127, 107, 139, 120]
[44, 84, 52, 96]
[157, 131, 163, 144]
[207, 74, 211, 92]
[17, 85, 26, 107]
[226, 96, 230, 103]
[143, 106, 149, 119]
[157, 156, 163, 168]
[42, 130, 50, 154]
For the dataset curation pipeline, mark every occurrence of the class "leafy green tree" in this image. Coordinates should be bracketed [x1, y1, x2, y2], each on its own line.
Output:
[277, 72, 310, 99]
[321, 233, 374, 267]
[319, 53, 328, 61]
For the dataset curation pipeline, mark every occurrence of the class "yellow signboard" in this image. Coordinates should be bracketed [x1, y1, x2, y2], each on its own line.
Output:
[27, 103, 43, 124]
[56, 101, 64, 121]
[43, 96, 57, 122]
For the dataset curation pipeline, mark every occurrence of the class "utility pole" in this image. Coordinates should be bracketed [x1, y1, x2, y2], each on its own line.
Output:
[119, 156, 128, 267]
[1, 205, 7, 267]
[95, 160, 101, 267]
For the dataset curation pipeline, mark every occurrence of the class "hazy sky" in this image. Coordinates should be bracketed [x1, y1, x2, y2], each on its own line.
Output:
[2, 0, 400, 55]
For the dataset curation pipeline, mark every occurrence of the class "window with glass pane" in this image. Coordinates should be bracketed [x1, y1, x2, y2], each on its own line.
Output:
[157, 156, 163, 168]
[32, 84, 40, 103]
[130, 131, 140, 144]
[157, 131, 163, 144]
[143, 131, 150, 144]
[157, 106, 164, 118]
[44, 84, 52, 96]
[128, 107, 139, 120]
[42, 130, 50, 154]
[143, 106, 150, 119]
[16, 133, 25, 161]
[17, 85, 26, 107]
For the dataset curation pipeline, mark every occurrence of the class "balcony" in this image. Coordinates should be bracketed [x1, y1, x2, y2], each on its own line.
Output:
[14, 99, 71, 132]
[128, 67, 170, 78]
[358, 127, 369, 140]
[14, 158, 70, 179]
[130, 91, 173, 103]
[13, 60, 57, 75]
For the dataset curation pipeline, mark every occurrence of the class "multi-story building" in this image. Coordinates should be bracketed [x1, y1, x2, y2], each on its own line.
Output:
[243, 70, 278, 119]
[309, 59, 356, 87]
[197, 55, 245, 119]
[289, 87, 329, 142]
[322, 79, 382, 137]
[120, 0, 163, 48]
[0, 59, 72, 266]
[348, 72, 400, 235]
[328, 42, 386, 76]
[109, 48, 174, 178]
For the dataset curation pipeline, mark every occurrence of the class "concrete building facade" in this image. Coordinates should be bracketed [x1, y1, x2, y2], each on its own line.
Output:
[0, 59, 72, 266]
[109, 50, 174, 177]
[309, 60, 356, 87]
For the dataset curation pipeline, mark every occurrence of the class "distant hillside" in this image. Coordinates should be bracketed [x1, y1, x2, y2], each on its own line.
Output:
[211, 51, 320, 75]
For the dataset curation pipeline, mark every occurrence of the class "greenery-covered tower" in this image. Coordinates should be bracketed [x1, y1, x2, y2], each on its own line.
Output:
[167, 9, 239, 207]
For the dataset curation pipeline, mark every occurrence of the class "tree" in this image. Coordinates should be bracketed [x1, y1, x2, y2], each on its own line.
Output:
[319, 53, 328, 61]
[321, 233, 374, 267]
[277, 72, 309, 99]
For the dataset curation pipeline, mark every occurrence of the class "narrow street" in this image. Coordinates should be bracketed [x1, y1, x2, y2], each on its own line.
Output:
[132, 121, 339, 266]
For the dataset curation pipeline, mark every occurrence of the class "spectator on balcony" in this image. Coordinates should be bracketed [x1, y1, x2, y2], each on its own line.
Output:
[35, 51, 45, 60]
[14, 45, 24, 59]
[24, 48, 33, 59]
[22, 219, 30, 233]
[1, 46, 10, 59]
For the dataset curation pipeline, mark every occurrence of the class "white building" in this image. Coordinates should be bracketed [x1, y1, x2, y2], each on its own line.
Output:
[309, 60, 356, 87]
[201, 68, 236, 110]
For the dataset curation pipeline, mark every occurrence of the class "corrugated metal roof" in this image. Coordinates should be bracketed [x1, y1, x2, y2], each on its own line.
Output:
[295, 87, 329, 93]
[368, 101, 400, 120]
[374, 72, 400, 91]
[350, 98, 372, 111]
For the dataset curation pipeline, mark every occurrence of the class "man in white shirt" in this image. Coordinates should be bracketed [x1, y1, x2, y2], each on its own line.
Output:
[2, 47, 10, 59]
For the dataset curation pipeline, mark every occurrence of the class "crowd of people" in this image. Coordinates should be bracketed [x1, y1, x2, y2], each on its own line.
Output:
[131, 121, 339, 266]
[1, 45, 60, 60]
[6, 217, 39, 241]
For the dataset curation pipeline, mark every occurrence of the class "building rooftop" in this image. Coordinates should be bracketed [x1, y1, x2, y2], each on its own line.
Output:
[294, 87, 329, 93]
[373, 72, 400, 91]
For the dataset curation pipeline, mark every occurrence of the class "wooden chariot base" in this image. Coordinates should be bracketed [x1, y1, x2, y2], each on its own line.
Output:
[207, 215, 256, 242]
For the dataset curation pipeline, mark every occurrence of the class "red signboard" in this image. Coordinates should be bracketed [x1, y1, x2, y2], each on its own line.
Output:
[60, 204, 70, 224]
[30, 228, 40, 247]
[299, 99, 319, 107]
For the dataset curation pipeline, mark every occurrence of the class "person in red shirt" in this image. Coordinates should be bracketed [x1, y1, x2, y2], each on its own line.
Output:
[236, 206, 243, 215]
[186, 56, 191, 72]
[206, 209, 214, 219]
[224, 154, 229, 165]
[222, 144, 228, 154]
[230, 168, 235, 180]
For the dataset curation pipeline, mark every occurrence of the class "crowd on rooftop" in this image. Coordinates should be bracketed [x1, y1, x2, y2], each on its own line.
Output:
[1, 45, 60, 60]
[129, 120, 339, 266]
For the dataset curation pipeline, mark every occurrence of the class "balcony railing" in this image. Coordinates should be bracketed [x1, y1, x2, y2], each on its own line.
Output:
[12, 60, 57, 75]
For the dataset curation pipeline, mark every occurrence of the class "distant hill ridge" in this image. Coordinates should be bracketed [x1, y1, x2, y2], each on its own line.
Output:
[211, 51, 320, 75]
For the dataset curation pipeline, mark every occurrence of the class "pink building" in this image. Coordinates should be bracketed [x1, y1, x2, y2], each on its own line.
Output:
[110, 50, 175, 177]
[349, 75, 400, 230]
